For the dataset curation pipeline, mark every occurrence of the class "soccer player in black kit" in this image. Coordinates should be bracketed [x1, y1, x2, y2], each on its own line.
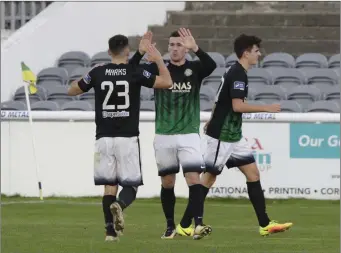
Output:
[201, 34, 293, 236]
[130, 28, 217, 239]
[68, 34, 172, 241]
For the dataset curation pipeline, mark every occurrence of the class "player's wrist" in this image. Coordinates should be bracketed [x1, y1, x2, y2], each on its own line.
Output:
[155, 58, 164, 64]
[138, 49, 146, 55]
[192, 45, 199, 52]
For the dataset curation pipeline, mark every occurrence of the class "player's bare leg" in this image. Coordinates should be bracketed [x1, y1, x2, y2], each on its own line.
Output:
[103, 185, 119, 241]
[238, 163, 293, 236]
[177, 172, 212, 240]
[160, 174, 177, 239]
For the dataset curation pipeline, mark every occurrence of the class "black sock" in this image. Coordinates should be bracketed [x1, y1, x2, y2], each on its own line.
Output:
[247, 180, 270, 227]
[201, 185, 210, 216]
[189, 184, 204, 227]
[117, 186, 137, 210]
[102, 195, 116, 228]
[161, 186, 176, 228]
[180, 185, 210, 228]
[180, 189, 193, 228]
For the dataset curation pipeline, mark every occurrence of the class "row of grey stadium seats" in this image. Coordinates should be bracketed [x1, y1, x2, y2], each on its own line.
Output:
[1, 99, 340, 113]
[33, 66, 340, 91]
[56, 51, 340, 75]
[6, 83, 340, 105]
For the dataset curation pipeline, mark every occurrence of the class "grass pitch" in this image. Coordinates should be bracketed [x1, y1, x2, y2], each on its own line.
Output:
[1, 196, 339, 253]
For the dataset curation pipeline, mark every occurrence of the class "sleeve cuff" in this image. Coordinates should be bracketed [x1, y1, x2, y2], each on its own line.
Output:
[194, 47, 204, 56]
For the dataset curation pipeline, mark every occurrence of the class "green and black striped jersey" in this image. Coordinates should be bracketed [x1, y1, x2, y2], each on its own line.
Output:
[206, 62, 248, 142]
[153, 62, 201, 134]
[130, 49, 216, 134]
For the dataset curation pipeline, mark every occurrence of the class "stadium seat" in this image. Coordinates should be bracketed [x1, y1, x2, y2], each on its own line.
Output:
[78, 88, 95, 101]
[13, 86, 47, 103]
[225, 53, 238, 67]
[140, 101, 155, 111]
[306, 100, 340, 113]
[202, 76, 223, 92]
[248, 82, 267, 90]
[141, 87, 153, 101]
[37, 67, 69, 86]
[268, 68, 305, 86]
[247, 68, 272, 85]
[31, 101, 60, 111]
[57, 51, 91, 75]
[246, 100, 266, 105]
[46, 85, 73, 103]
[91, 51, 111, 66]
[261, 53, 295, 68]
[200, 86, 216, 102]
[322, 86, 340, 101]
[38, 80, 63, 89]
[249, 86, 286, 103]
[1, 101, 27, 110]
[328, 54, 340, 69]
[277, 82, 300, 90]
[279, 100, 303, 112]
[209, 67, 226, 77]
[88, 99, 95, 110]
[128, 52, 137, 60]
[69, 67, 91, 84]
[61, 101, 93, 111]
[287, 85, 321, 109]
[295, 53, 328, 69]
[300, 68, 339, 85]
[164, 53, 192, 61]
[200, 100, 214, 111]
[206, 52, 225, 67]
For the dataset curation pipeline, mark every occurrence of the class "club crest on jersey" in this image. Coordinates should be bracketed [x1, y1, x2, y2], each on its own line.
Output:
[233, 81, 245, 90]
[143, 70, 151, 79]
[184, 68, 192, 77]
[83, 74, 91, 84]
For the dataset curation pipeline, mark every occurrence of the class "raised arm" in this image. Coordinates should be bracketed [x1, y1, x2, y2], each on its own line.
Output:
[145, 44, 172, 89]
[178, 28, 217, 79]
[129, 31, 153, 66]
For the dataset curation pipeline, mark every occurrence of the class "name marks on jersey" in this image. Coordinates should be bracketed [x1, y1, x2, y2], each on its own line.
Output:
[169, 82, 192, 93]
[102, 111, 130, 118]
[105, 69, 127, 76]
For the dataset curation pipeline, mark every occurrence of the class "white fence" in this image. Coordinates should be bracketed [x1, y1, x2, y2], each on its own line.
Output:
[1, 111, 340, 200]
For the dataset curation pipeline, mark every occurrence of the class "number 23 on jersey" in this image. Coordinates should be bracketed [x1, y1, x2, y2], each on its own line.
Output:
[101, 81, 130, 110]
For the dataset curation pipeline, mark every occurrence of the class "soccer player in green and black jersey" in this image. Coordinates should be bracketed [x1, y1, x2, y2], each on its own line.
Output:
[202, 34, 293, 236]
[130, 28, 216, 239]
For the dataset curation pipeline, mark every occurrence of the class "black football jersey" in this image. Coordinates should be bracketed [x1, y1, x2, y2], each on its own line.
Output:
[78, 63, 156, 139]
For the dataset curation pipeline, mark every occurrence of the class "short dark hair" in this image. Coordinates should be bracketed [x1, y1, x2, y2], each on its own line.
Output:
[234, 34, 262, 59]
[108, 35, 129, 55]
[169, 31, 180, 38]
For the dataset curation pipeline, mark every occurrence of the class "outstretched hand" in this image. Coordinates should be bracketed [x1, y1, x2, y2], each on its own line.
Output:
[139, 31, 153, 54]
[178, 28, 199, 52]
[146, 44, 163, 63]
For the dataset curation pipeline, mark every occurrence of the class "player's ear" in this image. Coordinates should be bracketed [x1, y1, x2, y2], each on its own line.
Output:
[185, 48, 189, 53]
[108, 49, 112, 56]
